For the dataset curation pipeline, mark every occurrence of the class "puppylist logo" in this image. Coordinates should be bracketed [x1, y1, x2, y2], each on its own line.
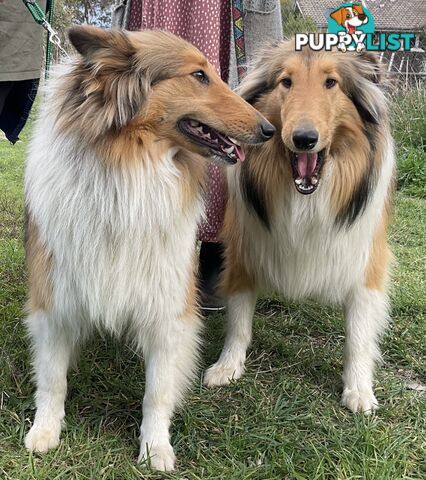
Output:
[295, 2, 415, 53]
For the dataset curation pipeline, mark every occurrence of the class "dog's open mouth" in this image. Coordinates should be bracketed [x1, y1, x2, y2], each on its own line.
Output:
[178, 119, 245, 164]
[290, 149, 325, 194]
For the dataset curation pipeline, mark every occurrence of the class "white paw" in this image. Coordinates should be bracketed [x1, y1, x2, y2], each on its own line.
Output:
[138, 442, 176, 471]
[204, 361, 244, 387]
[341, 388, 379, 414]
[25, 424, 61, 453]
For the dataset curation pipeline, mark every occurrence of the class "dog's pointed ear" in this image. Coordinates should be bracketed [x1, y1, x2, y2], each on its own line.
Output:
[330, 8, 345, 26]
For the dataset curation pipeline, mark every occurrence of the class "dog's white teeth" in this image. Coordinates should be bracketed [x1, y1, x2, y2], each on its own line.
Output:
[204, 132, 211, 139]
[223, 146, 235, 154]
[295, 178, 303, 185]
[229, 137, 241, 146]
[311, 176, 318, 185]
[196, 126, 204, 133]
[189, 120, 199, 127]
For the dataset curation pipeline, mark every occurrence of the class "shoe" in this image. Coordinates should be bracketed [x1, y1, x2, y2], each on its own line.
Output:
[199, 291, 226, 312]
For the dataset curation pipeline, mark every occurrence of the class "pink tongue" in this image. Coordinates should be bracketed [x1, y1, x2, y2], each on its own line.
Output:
[297, 152, 318, 177]
[235, 145, 245, 162]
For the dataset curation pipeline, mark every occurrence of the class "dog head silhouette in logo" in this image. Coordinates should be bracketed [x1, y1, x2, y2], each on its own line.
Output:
[330, 3, 369, 51]
[330, 3, 368, 34]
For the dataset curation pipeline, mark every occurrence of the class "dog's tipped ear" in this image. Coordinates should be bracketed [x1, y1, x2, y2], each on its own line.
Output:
[330, 8, 345, 26]
[353, 4, 364, 15]
[68, 25, 109, 57]
[239, 41, 292, 105]
[240, 78, 271, 105]
[341, 52, 387, 126]
[68, 25, 134, 62]
[65, 25, 146, 133]
[356, 51, 383, 84]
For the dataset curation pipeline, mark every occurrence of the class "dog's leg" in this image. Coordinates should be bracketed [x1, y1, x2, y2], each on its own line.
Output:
[204, 290, 257, 387]
[341, 287, 389, 414]
[25, 310, 76, 452]
[138, 314, 201, 471]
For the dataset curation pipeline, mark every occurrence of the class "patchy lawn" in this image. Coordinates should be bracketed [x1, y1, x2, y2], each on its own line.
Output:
[0, 103, 425, 479]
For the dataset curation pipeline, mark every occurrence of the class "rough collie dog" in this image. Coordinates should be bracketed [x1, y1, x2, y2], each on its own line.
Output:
[205, 42, 395, 414]
[24, 26, 274, 470]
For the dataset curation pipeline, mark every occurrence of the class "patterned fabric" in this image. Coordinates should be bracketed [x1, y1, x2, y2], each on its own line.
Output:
[232, 0, 247, 82]
[128, 0, 142, 30]
[127, 0, 231, 242]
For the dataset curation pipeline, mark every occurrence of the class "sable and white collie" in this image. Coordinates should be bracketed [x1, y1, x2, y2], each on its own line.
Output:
[24, 25, 274, 471]
[205, 42, 395, 414]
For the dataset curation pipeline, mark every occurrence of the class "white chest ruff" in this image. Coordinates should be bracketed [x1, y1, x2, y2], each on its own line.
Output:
[253, 205, 371, 303]
[234, 145, 394, 304]
[26, 123, 203, 331]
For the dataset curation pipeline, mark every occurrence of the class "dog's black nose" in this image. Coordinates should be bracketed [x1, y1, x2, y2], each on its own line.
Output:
[260, 120, 276, 140]
[292, 129, 319, 150]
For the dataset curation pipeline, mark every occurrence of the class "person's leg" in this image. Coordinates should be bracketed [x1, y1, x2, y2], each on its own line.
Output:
[0, 82, 13, 116]
[198, 241, 225, 311]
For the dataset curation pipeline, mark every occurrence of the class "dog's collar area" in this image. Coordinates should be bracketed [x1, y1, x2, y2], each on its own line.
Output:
[178, 119, 245, 163]
[290, 149, 325, 195]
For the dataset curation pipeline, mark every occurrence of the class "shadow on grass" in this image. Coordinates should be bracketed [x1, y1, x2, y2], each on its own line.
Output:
[202, 298, 344, 398]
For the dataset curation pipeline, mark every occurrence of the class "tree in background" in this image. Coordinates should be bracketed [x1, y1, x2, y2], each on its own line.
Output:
[59, 0, 114, 27]
[281, 0, 317, 37]
[46, 0, 114, 60]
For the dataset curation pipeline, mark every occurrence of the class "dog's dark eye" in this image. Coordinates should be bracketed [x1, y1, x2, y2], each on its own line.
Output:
[325, 78, 337, 89]
[192, 70, 209, 85]
[281, 77, 292, 88]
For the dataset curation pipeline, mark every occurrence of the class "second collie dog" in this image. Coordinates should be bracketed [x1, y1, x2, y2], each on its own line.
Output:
[24, 26, 274, 470]
[205, 42, 395, 414]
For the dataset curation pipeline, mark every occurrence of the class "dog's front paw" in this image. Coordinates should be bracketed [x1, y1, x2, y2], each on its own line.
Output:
[341, 388, 378, 414]
[138, 442, 176, 471]
[204, 361, 244, 387]
[25, 424, 61, 453]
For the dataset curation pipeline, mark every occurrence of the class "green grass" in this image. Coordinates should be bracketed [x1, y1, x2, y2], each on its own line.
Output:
[0, 100, 425, 479]
[391, 87, 426, 198]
